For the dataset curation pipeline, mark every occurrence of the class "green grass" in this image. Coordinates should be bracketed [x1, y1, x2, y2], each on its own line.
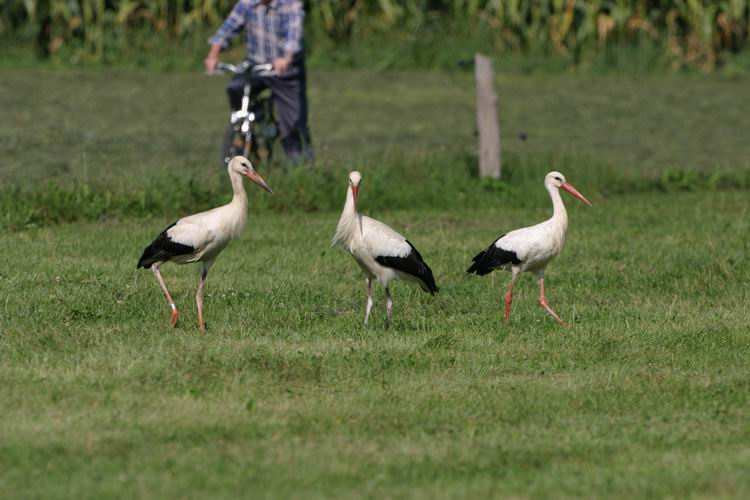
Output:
[2, 191, 750, 498]
[2, 69, 750, 188]
[2, 67, 750, 497]
[2, 68, 750, 231]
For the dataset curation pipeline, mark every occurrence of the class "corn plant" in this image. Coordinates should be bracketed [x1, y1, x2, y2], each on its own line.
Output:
[1, 0, 748, 70]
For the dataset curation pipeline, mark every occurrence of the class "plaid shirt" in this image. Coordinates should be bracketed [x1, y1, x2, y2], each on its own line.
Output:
[208, 0, 304, 63]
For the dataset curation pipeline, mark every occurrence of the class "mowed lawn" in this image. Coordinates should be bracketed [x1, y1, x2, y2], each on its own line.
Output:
[1, 68, 750, 498]
[2, 68, 750, 189]
[2, 192, 750, 498]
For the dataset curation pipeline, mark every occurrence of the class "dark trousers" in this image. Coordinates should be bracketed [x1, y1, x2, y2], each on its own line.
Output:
[227, 60, 313, 163]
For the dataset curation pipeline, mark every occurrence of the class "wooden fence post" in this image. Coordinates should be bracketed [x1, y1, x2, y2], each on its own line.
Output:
[475, 53, 501, 179]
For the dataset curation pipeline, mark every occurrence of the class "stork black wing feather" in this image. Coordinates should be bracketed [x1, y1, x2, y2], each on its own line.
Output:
[375, 240, 439, 295]
[137, 222, 196, 269]
[466, 235, 522, 276]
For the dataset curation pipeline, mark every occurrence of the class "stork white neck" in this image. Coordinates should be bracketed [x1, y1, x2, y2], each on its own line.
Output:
[221, 167, 249, 240]
[546, 183, 568, 233]
[229, 168, 249, 208]
[334, 184, 360, 248]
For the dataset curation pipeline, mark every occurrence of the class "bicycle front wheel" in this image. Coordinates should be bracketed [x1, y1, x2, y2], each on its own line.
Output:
[221, 121, 253, 166]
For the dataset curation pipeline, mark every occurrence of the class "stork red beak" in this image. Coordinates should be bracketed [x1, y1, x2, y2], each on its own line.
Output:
[561, 182, 592, 206]
[245, 169, 274, 194]
[352, 184, 358, 205]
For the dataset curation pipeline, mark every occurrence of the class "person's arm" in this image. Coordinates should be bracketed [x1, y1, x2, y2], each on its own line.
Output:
[204, 1, 246, 73]
[273, 0, 304, 75]
[204, 43, 223, 73]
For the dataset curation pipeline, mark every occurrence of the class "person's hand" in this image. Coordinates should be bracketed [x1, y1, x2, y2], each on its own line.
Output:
[272, 55, 293, 75]
[204, 54, 219, 74]
[204, 44, 222, 74]
[204, 57, 218, 74]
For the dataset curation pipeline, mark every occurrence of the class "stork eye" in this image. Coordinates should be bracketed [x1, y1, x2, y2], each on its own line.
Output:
[555, 176, 562, 181]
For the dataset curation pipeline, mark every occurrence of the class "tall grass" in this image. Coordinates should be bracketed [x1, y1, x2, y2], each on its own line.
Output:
[3, 154, 749, 233]
[2, 1, 749, 70]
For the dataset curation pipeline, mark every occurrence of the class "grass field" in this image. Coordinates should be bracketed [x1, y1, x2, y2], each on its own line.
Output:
[2, 68, 750, 498]
[3, 69, 750, 189]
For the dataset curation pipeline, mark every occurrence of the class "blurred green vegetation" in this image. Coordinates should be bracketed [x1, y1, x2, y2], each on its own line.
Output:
[1, 67, 749, 232]
[1, 1, 750, 72]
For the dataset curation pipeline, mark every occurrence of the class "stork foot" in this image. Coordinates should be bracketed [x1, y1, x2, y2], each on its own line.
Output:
[540, 300, 568, 328]
[170, 308, 179, 328]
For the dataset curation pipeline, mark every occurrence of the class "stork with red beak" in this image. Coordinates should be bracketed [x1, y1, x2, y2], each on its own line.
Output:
[467, 171, 592, 327]
[333, 171, 438, 326]
[137, 156, 273, 332]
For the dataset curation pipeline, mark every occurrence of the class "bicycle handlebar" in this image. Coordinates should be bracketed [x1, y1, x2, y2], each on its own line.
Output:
[212, 61, 275, 77]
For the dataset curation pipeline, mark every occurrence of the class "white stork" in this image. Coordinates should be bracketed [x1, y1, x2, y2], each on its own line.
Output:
[137, 156, 273, 332]
[333, 171, 438, 326]
[467, 171, 591, 327]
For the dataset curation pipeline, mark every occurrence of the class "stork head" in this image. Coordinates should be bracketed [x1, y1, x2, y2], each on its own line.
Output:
[348, 171, 362, 205]
[228, 156, 274, 194]
[545, 171, 592, 206]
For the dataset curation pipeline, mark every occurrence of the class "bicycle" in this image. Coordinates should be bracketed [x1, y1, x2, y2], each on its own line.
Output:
[211, 61, 279, 166]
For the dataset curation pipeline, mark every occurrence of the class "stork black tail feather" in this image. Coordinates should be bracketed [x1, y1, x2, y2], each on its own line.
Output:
[418, 263, 439, 296]
[137, 254, 156, 269]
[466, 248, 494, 276]
[375, 240, 439, 295]
[137, 247, 163, 269]
[137, 221, 195, 269]
[466, 236, 521, 276]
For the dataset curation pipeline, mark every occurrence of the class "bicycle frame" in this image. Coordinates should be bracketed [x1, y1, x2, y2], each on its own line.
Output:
[234, 84, 255, 158]
[212, 61, 277, 164]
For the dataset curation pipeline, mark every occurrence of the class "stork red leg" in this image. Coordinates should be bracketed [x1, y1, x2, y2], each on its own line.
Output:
[363, 278, 374, 326]
[503, 268, 521, 322]
[152, 264, 178, 327]
[385, 286, 393, 327]
[196, 267, 209, 333]
[503, 285, 513, 321]
[537, 276, 568, 328]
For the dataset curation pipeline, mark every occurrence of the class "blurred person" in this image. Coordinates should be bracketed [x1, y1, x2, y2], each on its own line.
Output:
[204, 0, 313, 164]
